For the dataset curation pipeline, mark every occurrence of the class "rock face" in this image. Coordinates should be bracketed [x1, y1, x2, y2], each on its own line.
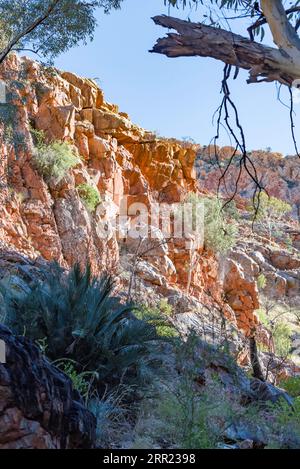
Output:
[223, 249, 260, 335]
[194, 145, 300, 336]
[0, 55, 300, 449]
[1, 55, 299, 341]
[195, 145, 300, 218]
[2, 54, 298, 340]
[0, 55, 201, 276]
[0, 324, 96, 449]
[0, 54, 226, 319]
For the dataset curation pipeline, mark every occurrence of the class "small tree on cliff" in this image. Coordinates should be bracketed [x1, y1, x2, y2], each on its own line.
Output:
[0, 0, 123, 65]
[253, 193, 292, 241]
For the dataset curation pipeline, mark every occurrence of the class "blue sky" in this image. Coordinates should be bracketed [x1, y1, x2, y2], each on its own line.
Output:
[54, 0, 300, 155]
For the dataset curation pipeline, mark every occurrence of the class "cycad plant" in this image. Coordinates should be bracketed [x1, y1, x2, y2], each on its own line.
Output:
[4, 263, 163, 389]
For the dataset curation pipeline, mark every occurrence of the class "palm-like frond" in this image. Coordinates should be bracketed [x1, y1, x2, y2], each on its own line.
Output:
[3, 262, 164, 389]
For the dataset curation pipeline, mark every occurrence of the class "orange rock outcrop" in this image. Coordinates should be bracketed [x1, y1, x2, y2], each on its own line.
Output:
[0, 54, 261, 339]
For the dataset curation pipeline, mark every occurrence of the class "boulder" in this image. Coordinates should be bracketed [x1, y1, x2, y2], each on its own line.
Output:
[0, 325, 96, 449]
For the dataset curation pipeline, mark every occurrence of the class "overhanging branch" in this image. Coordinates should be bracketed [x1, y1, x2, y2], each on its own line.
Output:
[151, 15, 300, 86]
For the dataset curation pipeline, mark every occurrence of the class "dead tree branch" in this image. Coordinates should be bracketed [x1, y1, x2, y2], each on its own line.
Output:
[151, 15, 300, 86]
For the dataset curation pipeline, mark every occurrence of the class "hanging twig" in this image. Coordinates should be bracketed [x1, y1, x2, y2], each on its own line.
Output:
[289, 86, 300, 158]
[213, 65, 264, 219]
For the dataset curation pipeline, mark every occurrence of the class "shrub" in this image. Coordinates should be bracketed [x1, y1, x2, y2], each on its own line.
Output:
[257, 273, 267, 290]
[132, 333, 240, 449]
[132, 331, 300, 449]
[279, 377, 300, 398]
[88, 387, 129, 447]
[32, 140, 80, 182]
[77, 183, 101, 212]
[256, 305, 292, 357]
[293, 310, 300, 326]
[252, 192, 292, 240]
[54, 359, 98, 401]
[256, 193, 292, 221]
[256, 307, 269, 327]
[29, 126, 45, 148]
[136, 300, 178, 339]
[153, 387, 219, 449]
[4, 263, 164, 390]
[186, 194, 238, 254]
[273, 322, 292, 358]
[266, 397, 300, 448]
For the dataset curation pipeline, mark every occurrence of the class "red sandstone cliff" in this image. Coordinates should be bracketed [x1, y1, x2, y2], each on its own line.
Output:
[0, 54, 281, 345]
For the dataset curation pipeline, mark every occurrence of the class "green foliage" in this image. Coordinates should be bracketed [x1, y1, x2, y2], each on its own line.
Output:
[154, 387, 219, 449]
[3, 263, 163, 389]
[256, 307, 269, 328]
[158, 298, 173, 317]
[55, 359, 97, 400]
[256, 193, 292, 221]
[186, 193, 237, 254]
[133, 332, 268, 449]
[77, 183, 101, 212]
[33, 140, 80, 182]
[285, 235, 294, 252]
[0, 1, 124, 64]
[278, 396, 300, 426]
[136, 300, 178, 339]
[257, 273, 267, 291]
[0, 18, 9, 50]
[256, 304, 292, 358]
[165, 0, 255, 7]
[132, 333, 224, 449]
[273, 322, 292, 358]
[165, 333, 230, 448]
[88, 387, 128, 446]
[293, 310, 300, 326]
[29, 125, 45, 148]
[250, 193, 292, 241]
[279, 377, 300, 398]
[132, 330, 300, 449]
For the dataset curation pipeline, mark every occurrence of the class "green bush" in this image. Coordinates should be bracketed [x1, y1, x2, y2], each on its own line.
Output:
[251, 192, 292, 240]
[279, 377, 300, 398]
[77, 183, 101, 212]
[266, 397, 300, 448]
[54, 359, 98, 401]
[256, 306, 292, 357]
[132, 331, 300, 449]
[256, 193, 292, 221]
[256, 307, 269, 327]
[88, 388, 128, 447]
[32, 140, 80, 182]
[29, 126, 45, 148]
[4, 263, 164, 390]
[273, 322, 292, 358]
[257, 273, 267, 290]
[136, 300, 178, 339]
[154, 388, 219, 449]
[133, 333, 241, 449]
[186, 194, 238, 254]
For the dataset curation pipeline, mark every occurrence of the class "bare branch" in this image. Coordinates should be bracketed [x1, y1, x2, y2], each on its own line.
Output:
[151, 15, 300, 86]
